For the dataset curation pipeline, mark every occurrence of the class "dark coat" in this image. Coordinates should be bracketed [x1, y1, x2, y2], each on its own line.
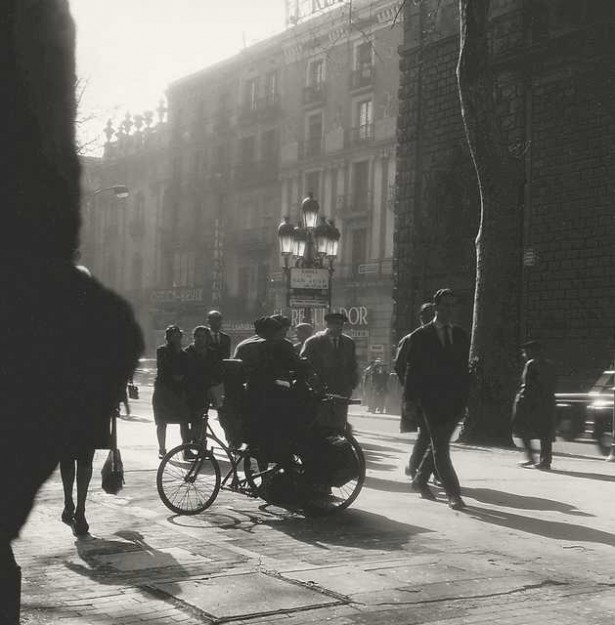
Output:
[152, 344, 189, 424]
[403, 321, 470, 422]
[206, 330, 231, 384]
[183, 344, 213, 412]
[512, 357, 556, 439]
[300, 331, 358, 396]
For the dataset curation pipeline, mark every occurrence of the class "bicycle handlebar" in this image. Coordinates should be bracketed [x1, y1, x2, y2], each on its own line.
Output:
[324, 393, 362, 406]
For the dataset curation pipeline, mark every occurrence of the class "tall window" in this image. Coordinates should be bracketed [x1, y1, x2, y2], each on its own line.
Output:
[245, 77, 259, 110]
[306, 113, 323, 157]
[173, 251, 195, 287]
[351, 228, 367, 266]
[308, 59, 324, 87]
[352, 161, 370, 210]
[264, 71, 277, 104]
[356, 100, 373, 140]
[355, 41, 372, 70]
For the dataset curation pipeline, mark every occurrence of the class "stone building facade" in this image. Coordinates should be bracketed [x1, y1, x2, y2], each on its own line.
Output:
[97, 0, 403, 361]
[395, 0, 615, 386]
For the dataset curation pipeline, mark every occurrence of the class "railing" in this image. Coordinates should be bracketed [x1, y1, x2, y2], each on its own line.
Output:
[234, 160, 279, 187]
[298, 136, 323, 159]
[350, 64, 375, 90]
[302, 83, 326, 105]
[336, 190, 373, 215]
[239, 93, 281, 122]
[346, 123, 375, 147]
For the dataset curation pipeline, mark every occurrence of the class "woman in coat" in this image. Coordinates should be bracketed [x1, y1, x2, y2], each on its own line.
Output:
[153, 325, 190, 458]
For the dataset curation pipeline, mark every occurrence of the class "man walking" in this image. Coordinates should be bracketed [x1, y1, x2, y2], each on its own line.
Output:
[301, 311, 358, 431]
[206, 310, 231, 410]
[395, 303, 435, 477]
[293, 322, 314, 354]
[512, 340, 556, 470]
[405, 289, 470, 510]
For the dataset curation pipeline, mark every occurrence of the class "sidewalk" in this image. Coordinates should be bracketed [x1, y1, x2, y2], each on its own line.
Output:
[16, 410, 615, 625]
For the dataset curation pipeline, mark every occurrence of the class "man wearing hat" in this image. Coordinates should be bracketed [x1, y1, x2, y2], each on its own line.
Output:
[512, 340, 556, 470]
[293, 322, 314, 354]
[300, 311, 359, 431]
[404, 289, 470, 510]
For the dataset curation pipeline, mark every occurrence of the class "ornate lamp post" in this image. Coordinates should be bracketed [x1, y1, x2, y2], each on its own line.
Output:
[277, 192, 340, 321]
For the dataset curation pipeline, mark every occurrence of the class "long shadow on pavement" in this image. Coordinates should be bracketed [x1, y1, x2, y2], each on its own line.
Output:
[463, 487, 593, 517]
[466, 506, 615, 547]
[363, 475, 411, 493]
[547, 468, 615, 483]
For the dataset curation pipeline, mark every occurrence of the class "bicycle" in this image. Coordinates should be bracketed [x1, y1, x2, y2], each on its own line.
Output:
[156, 394, 366, 516]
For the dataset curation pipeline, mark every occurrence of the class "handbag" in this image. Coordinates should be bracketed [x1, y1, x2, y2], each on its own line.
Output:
[101, 414, 125, 494]
[128, 382, 139, 400]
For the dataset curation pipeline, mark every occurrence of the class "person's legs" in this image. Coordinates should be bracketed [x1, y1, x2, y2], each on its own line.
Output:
[156, 423, 167, 456]
[407, 426, 431, 478]
[180, 421, 191, 444]
[0, 541, 20, 625]
[519, 437, 535, 464]
[537, 437, 552, 468]
[59, 457, 76, 522]
[73, 449, 94, 535]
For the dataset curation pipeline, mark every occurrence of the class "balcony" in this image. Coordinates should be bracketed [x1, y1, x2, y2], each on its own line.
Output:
[239, 93, 281, 123]
[336, 190, 373, 216]
[302, 83, 326, 106]
[235, 227, 273, 252]
[234, 159, 279, 188]
[298, 136, 323, 160]
[345, 123, 374, 147]
[350, 64, 375, 90]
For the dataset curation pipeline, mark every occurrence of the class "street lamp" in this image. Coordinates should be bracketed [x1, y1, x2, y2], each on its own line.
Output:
[276, 192, 340, 318]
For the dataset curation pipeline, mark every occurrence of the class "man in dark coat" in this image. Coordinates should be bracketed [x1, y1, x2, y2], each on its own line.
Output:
[301, 311, 358, 431]
[404, 290, 470, 510]
[395, 303, 436, 479]
[205, 310, 231, 409]
[512, 340, 557, 470]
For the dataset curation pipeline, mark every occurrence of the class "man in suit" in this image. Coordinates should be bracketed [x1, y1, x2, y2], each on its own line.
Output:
[206, 310, 231, 410]
[395, 303, 436, 478]
[300, 311, 359, 431]
[404, 289, 470, 510]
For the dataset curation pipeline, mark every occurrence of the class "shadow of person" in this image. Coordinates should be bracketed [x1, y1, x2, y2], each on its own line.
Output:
[363, 475, 415, 493]
[65, 532, 186, 592]
[359, 441, 404, 472]
[467, 506, 615, 547]
[547, 469, 615, 483]
[463, 487, 593, 517]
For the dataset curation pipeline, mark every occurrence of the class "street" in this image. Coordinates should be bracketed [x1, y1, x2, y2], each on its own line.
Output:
[16, 390, 615, 624]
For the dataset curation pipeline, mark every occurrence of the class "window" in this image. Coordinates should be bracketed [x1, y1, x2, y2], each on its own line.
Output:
[245, 77, 259, 110]
[355, 42, 372, 70]
[356, 100, 373, 140]
[305, 171, 321, 199]
[265, 71, 278, 104]
[352, 161, 370, 211]
[308, 59, 324, 87]
[351, 228, 367, 266]
[262, 129, 277, 163]
[305, 113, 323, 157]
[173, 251, 196, 287]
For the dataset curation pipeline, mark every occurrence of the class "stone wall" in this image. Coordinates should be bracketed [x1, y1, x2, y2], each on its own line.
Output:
[395, 0, 615, 386]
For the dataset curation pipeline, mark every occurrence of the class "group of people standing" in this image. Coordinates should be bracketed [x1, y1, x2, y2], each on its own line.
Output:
[152, 310, 230, 458]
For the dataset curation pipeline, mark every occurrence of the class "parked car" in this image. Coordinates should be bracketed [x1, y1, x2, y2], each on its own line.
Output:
[555, 369, 614, 455]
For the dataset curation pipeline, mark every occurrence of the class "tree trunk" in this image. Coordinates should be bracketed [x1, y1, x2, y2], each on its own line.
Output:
[456, 0, 523, 446]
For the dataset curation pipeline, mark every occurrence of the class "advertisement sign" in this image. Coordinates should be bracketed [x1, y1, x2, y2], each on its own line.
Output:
[289, 268, 330, 308]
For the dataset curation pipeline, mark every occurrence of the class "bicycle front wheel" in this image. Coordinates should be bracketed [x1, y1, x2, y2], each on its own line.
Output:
[156, 444, 221, 515]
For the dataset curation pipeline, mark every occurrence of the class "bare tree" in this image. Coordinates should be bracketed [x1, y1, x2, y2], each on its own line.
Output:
[456, 0, 523, 445]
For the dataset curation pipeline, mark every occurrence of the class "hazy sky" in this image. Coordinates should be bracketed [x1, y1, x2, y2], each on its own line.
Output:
[70, 0, 286, 152]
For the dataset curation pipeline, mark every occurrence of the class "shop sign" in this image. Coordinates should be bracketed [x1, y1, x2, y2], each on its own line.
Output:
[290, 306, 369, 328]
[358, 263, 379, 274]
[289, 268, 329, 309]
[151, 287, 204, 304]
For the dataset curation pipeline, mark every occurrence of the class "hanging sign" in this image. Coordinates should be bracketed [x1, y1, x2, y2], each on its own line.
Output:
[289, 267, 330, 308]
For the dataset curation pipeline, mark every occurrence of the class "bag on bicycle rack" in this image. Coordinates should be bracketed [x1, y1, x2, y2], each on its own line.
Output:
[260, 468, 304, 507]
[317, 434, 359, 487]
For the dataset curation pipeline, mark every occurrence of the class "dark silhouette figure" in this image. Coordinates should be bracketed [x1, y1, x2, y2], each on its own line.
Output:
[0, 4, 143, 622]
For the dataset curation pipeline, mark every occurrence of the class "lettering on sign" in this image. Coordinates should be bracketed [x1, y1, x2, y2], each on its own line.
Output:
[285, 0, 348, 26]
[151, 288, 204, 304]
[290, 268, 329, 289]
[290, 306, 369, 328]
[358, 263, 379, 275]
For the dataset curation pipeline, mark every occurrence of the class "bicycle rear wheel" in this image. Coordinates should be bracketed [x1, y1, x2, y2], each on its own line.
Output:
[157, 444, 221, 515]
[302, 434, 366, 516]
